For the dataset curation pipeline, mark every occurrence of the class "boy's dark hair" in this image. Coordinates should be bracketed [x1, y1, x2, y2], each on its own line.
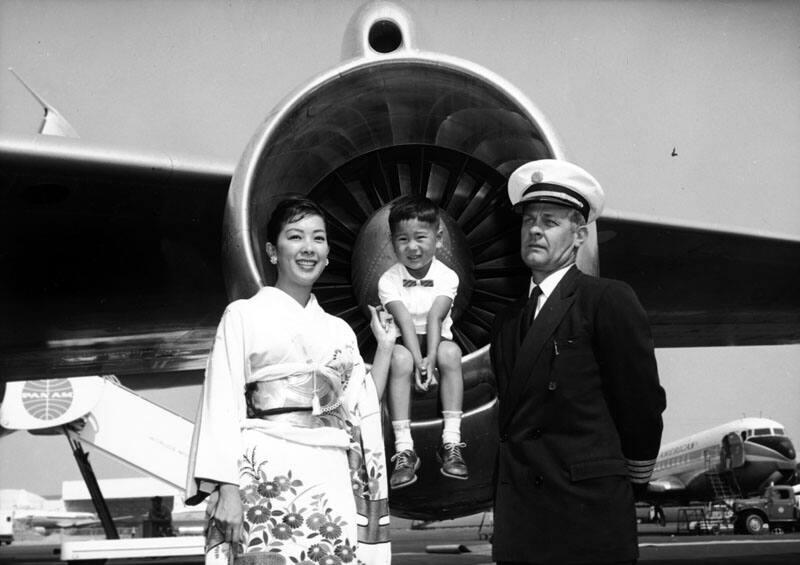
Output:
[266, 196, 327, 244]
[388, 195, 440, 234]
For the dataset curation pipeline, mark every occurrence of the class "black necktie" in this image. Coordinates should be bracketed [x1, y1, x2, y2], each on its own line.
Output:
[403, 279, 433, 287]
[520, 285, 542, 342]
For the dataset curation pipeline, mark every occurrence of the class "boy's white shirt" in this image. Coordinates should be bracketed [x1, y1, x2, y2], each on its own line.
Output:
[377, 257, 459, 339]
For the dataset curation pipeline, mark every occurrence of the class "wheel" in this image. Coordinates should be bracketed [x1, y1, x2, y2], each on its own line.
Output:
[742, 512, 765, 535]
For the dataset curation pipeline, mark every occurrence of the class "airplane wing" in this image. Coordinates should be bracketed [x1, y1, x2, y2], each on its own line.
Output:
[2, 134, 799, 385]
[14, 511, 99, 529]
[0, 134, 233, 386]
[597, 209, 800, 348]
[646, 476, 687, 494]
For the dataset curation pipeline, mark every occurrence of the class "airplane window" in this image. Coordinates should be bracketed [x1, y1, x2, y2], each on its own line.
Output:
[775, 428, 785, 435]
[741, 431, 747, 441]
[748, 436, 796, 460]
[754, 428, 770, 436]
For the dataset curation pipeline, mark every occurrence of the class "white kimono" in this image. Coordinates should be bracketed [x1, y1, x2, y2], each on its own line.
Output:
[186, 287, 391, 565]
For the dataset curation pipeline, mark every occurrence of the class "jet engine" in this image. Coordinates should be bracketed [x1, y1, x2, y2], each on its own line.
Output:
[222, 1, 595, 519]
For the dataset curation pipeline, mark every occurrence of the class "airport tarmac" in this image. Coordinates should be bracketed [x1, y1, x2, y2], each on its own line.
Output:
[2, 525, 800, 565]
[389, 526, 800, 565]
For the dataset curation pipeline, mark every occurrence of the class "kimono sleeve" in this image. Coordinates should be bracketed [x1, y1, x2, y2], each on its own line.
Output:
[341, 327, 391, 564]
[185, 304, 248, 503]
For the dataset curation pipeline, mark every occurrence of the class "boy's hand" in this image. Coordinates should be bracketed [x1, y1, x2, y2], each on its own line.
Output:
[424, 357, 438, 388]
[414, 358, 429, 392]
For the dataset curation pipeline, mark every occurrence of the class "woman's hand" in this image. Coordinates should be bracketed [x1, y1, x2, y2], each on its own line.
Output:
[367, 305, 397, 400]
[368, 305, 398, 347]
[211, 483, 244, 544]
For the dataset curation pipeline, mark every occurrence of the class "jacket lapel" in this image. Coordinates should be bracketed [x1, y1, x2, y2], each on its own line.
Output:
[499, 266, 582, 432]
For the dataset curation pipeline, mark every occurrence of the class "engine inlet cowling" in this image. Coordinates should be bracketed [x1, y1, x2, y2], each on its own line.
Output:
[221, 2, 585, 520]
[223, 56, 566, 360]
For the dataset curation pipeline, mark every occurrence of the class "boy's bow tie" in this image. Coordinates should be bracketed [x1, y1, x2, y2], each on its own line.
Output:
[403, 279, 433, 287]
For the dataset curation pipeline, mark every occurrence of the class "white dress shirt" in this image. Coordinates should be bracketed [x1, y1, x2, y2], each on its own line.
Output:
[528, 263, 575, 320]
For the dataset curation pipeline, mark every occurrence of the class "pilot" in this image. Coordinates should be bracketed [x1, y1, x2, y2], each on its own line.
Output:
[489, 159, 666, 564]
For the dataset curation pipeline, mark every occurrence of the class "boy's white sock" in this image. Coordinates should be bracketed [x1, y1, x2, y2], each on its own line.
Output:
[441, 411, 463, 445]
[392, 420, 414, 453]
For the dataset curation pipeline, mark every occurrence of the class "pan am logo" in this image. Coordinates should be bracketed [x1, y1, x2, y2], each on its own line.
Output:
[21, 379, 74, 420]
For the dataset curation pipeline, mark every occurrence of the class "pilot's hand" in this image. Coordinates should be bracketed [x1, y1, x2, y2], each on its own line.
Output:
[212, 483, 245, 544]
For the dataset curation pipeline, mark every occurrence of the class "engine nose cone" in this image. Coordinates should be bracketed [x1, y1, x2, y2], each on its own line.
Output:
[351, 203, 474, 321]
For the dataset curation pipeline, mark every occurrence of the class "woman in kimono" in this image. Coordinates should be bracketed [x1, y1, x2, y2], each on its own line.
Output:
[187, 196, 394, 565]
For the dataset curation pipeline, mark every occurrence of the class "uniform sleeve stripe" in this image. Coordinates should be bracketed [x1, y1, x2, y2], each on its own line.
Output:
[626, 458, 656, 467]
[627, 458, 655, 482]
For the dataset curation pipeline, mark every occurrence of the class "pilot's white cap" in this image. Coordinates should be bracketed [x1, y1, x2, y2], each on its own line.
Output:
[508, 159, 604, 223]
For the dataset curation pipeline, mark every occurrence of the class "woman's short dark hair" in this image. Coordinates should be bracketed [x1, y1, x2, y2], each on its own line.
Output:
[266, 196, 327, 244]
[388, 195, 440, 234]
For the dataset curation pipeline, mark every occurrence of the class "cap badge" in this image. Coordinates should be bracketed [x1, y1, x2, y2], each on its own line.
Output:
[530, 170, 544, 183]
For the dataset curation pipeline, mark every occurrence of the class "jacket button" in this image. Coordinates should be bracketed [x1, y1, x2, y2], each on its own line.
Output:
[547, 381, 557, 391]
[531, 428, 542, 439]
[534, 475, 544, 487]
[500, 433, 508, 442]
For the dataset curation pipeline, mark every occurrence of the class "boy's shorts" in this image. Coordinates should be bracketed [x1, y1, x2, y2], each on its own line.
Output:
[396, 334, 453, 358]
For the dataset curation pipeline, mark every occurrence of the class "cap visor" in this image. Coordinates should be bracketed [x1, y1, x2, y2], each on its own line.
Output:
[516, 195, 580, 211]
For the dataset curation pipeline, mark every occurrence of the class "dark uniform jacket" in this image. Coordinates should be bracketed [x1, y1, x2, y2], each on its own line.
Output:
[490, 265, 666, 564]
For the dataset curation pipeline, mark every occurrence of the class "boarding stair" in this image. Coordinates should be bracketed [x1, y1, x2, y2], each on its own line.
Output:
[702, 465, 740, 532]
[707, 470, 741, 502]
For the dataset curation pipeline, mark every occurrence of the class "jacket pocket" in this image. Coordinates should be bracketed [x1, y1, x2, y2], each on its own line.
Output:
[556, 334, 589, 350]
[551, 334, 599, 399]
[569, 458, 628, 482]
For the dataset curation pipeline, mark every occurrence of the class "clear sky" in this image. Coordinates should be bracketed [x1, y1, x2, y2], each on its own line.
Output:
[0, 0, 798, 496]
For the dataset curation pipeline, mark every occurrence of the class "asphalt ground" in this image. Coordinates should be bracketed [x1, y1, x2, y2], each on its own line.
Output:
[2, 527, 800, 564]
[391, 526, 800, 565]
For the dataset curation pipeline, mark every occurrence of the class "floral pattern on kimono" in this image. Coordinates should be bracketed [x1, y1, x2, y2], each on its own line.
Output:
[186, 287, 390, 565]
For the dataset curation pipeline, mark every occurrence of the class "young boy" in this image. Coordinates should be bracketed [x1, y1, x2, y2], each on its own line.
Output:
[377, 195, 468, 489]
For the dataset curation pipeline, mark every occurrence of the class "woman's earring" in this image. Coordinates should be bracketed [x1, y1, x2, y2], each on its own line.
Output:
[269, 256, 277, 265]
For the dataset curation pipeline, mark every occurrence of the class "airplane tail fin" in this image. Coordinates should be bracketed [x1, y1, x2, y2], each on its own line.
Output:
[9, 67, 80, 138]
